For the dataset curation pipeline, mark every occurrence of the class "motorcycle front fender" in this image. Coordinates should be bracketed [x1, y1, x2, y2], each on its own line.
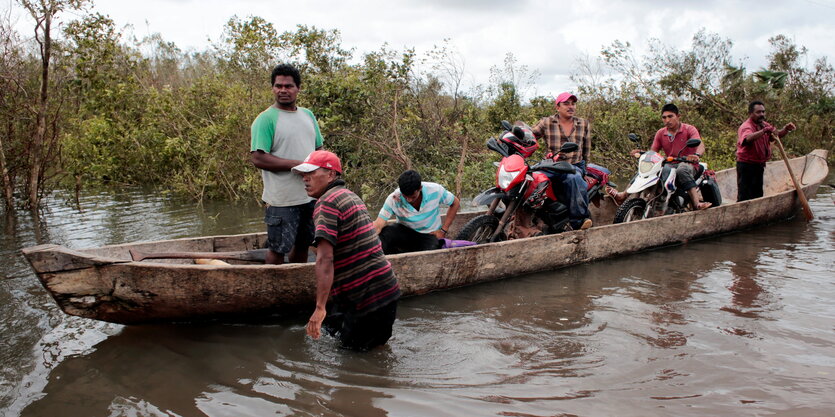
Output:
[472, 187, 506, 206]
[625, 176, 659, 194]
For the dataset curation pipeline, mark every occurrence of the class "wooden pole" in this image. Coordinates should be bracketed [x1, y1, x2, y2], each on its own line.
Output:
[772, 135, 814, 221]
[129, 248, 268, 263]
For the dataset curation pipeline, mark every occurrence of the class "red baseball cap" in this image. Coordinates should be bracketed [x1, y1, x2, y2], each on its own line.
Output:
[555, 92, 578, 106]
[292, 150, 343, 174]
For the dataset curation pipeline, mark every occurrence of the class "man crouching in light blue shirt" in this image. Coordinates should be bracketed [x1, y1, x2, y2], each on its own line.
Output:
[372, 170, 460, 254]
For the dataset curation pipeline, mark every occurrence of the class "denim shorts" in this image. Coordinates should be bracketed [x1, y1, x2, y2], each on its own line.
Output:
[264, 201, 315, 254]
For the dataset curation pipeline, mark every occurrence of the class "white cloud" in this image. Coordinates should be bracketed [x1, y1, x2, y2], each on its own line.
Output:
[7, 0, 834, 99]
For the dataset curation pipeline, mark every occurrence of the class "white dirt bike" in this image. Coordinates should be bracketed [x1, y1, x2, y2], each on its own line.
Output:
[614, 134, 721, 224]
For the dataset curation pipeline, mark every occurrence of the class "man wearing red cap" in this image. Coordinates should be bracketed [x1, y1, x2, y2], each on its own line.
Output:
[530, 92, 592, 230]
[250, 64, 324, 264]
[293, 150, 401, 351]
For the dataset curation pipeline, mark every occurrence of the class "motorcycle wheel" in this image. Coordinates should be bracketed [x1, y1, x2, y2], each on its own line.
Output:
[613, 198, 647, 224]
[455, 214, 501, 244]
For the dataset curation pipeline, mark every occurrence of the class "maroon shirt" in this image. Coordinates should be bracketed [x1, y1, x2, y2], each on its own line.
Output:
[652, 123, 701, 168]
[652, 123, 701, 157]
[737, 118, 774, 165]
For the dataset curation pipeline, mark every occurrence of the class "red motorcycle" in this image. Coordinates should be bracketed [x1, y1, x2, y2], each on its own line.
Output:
[456, 122, 582, 243]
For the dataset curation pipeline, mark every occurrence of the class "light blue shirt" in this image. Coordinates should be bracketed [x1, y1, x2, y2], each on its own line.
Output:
[378, 182, 455, 233]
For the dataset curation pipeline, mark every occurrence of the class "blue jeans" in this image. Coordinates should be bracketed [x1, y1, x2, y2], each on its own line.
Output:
[545, 161, 590, 229]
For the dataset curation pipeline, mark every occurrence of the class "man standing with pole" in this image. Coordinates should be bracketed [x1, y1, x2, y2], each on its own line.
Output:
[736, 101, 797, 202]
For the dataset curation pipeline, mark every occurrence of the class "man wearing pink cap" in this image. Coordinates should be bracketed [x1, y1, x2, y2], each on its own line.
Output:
[530, 92, 592, 230]
[293, 150, 401, 351]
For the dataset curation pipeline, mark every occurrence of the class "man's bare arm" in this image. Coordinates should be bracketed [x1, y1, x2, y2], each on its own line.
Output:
[251, 150, 303, 172]
[306, 240, 334, 339]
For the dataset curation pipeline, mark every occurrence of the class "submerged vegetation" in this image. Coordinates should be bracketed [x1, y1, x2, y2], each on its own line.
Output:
[2, 1, 833, 211]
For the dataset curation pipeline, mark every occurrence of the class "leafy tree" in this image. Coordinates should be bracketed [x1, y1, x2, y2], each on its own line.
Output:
[578, 29, 833, 175]
[7, 7, 832, 213]
[279, 25, 352, 74]
[61, 12, 148, 185]
[215, 16, 284, 98]
[137, 33, 188, 89]
[754, 70, 788, 89]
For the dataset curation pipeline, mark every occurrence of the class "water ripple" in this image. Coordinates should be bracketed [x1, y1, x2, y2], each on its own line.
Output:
[2, 181, 835, 416]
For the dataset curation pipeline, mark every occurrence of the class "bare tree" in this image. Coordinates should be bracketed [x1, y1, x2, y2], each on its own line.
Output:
[17, 0, 88, 209]
[571, 53, 612, 97]
[0, 12, 21, 209]
[424, 43, 471, 196]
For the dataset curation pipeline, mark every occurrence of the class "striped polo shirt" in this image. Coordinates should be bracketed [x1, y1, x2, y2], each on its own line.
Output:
[313, 181, 400, 315]
[378, 182, 455, 233]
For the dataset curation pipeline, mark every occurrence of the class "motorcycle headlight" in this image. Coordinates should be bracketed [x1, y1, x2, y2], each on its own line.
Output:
[497, 165, 521, 190]
[639, 160, 655, 174]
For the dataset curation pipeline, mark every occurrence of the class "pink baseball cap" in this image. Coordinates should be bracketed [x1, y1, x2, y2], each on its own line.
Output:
[292, 150, 343, 174]
[555, 92, 578, 106]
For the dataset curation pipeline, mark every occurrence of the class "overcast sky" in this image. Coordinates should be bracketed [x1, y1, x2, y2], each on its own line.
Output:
[6, 0, 835, 100]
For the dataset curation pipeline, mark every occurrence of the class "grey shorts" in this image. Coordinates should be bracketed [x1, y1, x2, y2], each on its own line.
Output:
[265, 202, 315, 254]
[672, 162, 697, 191]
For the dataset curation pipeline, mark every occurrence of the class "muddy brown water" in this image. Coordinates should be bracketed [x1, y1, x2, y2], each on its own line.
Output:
[2, 178, 834, 417]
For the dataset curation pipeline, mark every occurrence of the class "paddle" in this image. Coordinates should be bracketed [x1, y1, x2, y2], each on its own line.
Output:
[129, 248, 269, 263]
[772, 133, 814, 221]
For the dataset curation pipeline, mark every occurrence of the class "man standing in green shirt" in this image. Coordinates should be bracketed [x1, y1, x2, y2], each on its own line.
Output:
[250, 64, 324, 264]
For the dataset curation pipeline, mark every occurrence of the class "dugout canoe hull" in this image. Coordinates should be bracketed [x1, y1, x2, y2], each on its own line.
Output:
[22, 150, 829, 324]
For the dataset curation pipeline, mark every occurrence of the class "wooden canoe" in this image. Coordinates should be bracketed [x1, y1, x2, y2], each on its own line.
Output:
[22, 149, 829, 324]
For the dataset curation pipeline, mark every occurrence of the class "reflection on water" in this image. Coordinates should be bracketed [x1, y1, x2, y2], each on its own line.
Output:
[723, 241, 770, 321]
[2, 180, 835, 416]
